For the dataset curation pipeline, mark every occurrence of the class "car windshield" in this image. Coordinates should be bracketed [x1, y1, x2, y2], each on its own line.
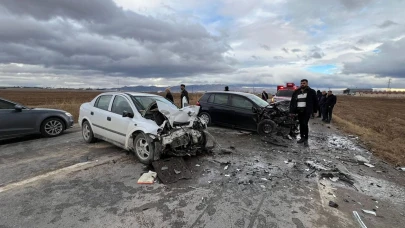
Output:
[130, 95, 178, 111]
[244, 94, 269, 108]
[276, 90, 294, 97]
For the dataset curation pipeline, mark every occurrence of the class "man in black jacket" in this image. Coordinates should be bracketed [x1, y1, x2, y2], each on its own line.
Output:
[262, 90, 269, 101]
[180, 84, 189, 108]
[289, 79, 318, 144]
[318, 91, 327, 118]
[323, 90, 337, 123]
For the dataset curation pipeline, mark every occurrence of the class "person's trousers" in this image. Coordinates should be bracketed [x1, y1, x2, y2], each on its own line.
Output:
[322, 106, 328, 120]
[298, 112, 311, 139]
[327, 106, 334, 121]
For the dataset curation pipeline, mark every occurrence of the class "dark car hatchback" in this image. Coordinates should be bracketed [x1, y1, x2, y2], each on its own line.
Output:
[197, 91, 270, 131]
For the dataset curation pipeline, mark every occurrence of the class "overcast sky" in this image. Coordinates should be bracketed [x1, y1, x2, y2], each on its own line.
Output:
[1, 0, 405, 89]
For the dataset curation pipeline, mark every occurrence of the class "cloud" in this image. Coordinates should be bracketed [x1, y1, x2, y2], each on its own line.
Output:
[260, 44, 271, 51]
[377, 20, 398, 29]
[343, 38, 405, 78]
[0, 0, 234, 78]
[282, 47, 289, 53]
[351, 46, 363, 51]
[311, 52, 323, 59]
[251, 55, 259, 60]
[291, 49, 302, 53]
[273, 56, 284, 60]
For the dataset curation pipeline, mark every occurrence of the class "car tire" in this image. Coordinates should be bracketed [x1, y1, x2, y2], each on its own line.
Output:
[198, 112, 212, 126]
[134, 133, 155, 165]
[82, 121, 96, 143]
[257, 119, 277, 136]
[41, 118, 65, 137]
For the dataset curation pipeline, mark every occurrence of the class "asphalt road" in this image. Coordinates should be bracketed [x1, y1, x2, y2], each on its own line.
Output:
[1, 121, 404, 228]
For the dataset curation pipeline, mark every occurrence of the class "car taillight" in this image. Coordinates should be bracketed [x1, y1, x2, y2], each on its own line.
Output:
[196, 101, 201, 106]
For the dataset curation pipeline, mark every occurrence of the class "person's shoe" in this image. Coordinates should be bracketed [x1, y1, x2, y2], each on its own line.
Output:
[304, 140, 309, 147]
[297, 138, 306, 143]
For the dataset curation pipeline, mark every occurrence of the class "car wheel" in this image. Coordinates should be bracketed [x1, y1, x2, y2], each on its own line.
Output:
[257, 119, 277, 136]
[82, 121, 96, 143]
[41, 118, 65, 137]
[198, 112, 212, 126]
[134, 133, 155, 165]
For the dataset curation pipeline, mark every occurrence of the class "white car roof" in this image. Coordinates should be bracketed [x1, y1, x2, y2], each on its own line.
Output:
[98, 92, 159, 97]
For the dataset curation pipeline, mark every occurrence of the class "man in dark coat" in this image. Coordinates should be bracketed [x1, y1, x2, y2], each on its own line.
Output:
[224, 86, 229, 91]
[261, 90, 269, 101]
[289, 79, 318, 145]
[323, 90, 337, 123]
[165, 88, 174, 103]
[180, 84, 189, 108]
[318, 91, 327, 118]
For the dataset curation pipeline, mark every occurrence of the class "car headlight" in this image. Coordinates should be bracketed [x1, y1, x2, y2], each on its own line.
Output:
[65, 112, 73, 117]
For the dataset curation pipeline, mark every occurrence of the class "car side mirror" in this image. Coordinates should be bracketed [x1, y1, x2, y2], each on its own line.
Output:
[122, 111, 134, 118]
[14, 104, 23, 112]
[252, 107, 258, 113]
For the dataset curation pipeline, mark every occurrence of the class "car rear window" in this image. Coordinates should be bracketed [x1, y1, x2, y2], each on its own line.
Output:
[95, 95, 112, 111]
[276, 90, 294, 97]
[213, 94, 229, 105]
[199, 93, 211, 102]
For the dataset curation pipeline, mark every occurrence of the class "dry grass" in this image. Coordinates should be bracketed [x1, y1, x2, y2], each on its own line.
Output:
[334, 95, 405, 165]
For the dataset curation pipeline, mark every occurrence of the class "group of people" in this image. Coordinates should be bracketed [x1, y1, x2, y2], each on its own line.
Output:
[289, 79, 337, 145]
[164, 84, 189, 108]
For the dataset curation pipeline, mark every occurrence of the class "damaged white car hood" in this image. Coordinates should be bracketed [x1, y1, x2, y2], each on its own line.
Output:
[156, 100, 200, 127]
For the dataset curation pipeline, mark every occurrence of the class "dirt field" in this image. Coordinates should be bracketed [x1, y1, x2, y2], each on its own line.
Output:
[334, 95, 405, 165]
[1, 89, 404, 165]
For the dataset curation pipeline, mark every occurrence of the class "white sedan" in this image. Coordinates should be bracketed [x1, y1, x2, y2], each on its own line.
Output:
[78, 92, 208, 164]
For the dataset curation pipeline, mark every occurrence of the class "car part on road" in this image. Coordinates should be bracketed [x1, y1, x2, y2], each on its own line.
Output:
[151, 157, 192, 184]
[328, 201, 339, 208]
[353, 211, 368, 228]
[137, 171, 157, 184]
[41, 118, 65, 137]
[362, 210, 377, 216]
[82, 121, 96, 143]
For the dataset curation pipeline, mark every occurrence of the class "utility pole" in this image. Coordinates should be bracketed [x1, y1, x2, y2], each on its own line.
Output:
[388, 78, 392, 91]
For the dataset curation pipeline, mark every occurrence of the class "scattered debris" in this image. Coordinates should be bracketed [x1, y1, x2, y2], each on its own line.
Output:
[224, 165, 229, 170]
[261, 137, 289, 148]
[161, 166, 168, 171]
[305, 160, 330, 171]
[152, 157, 192, 184]
[362, 210, 377, 216]
[364, 163, 375, 168]
[329, 201, 339, 208]
[330, 177, 339, 182]
[355, 155, 369, 165]
[261, 178, 269, 181]
[195, 164, 200, 167]
[319, 169, 357, 191]
[229, 146, 236, 150]
[260, 185, 266, 189]
[79, 156, 89, 163]
[396, 167, 405, 171]
[225, 174, 230, 177]
[220, 148, 234, 154]
[137, 171, 157, 184]
[353, 211, 368, 228]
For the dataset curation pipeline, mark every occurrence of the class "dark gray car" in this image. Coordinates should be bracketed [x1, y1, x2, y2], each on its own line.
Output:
[0, 97, 74, 140]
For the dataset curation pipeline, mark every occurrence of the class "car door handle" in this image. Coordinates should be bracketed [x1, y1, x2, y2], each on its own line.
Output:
[107, 117, 111, 121]
[91, 111, 94, 115]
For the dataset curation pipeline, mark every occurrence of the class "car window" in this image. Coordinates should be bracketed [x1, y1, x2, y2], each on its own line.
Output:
[207, 94, 214, 103]
[0, 99, 16, 109]
[130, 96, 178, 112]
[231, 96, 253, 109]
[199, 93, 210, 102]
[95, 95, 112, 111]
[276, 90, 294, 97]
[213, 94, 229, 105]
[111, 96, 133, 115]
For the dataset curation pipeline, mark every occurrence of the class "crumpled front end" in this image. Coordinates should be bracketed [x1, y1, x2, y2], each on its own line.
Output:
[144, 101, 208, 158]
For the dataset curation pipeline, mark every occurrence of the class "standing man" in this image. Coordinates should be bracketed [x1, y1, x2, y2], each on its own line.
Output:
[165, 88, 174, 103]
[180, 84, 189, 108]
[261, 90, 269, 101]
[224, 86, 229, 91]
[289, 79, 318, 145]
[318, 91, 327, 118]
[323, 90, 337, 123]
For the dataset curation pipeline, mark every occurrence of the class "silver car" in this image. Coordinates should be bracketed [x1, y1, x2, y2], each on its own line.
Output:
[0, 97, 74, 140]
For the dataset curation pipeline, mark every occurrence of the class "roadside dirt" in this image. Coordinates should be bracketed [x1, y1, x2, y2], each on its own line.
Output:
[0, 119, 404, 228]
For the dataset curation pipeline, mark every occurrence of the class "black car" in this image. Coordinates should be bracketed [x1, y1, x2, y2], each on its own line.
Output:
[0, 97, 74, 140]
[197, 91, 271, 131]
